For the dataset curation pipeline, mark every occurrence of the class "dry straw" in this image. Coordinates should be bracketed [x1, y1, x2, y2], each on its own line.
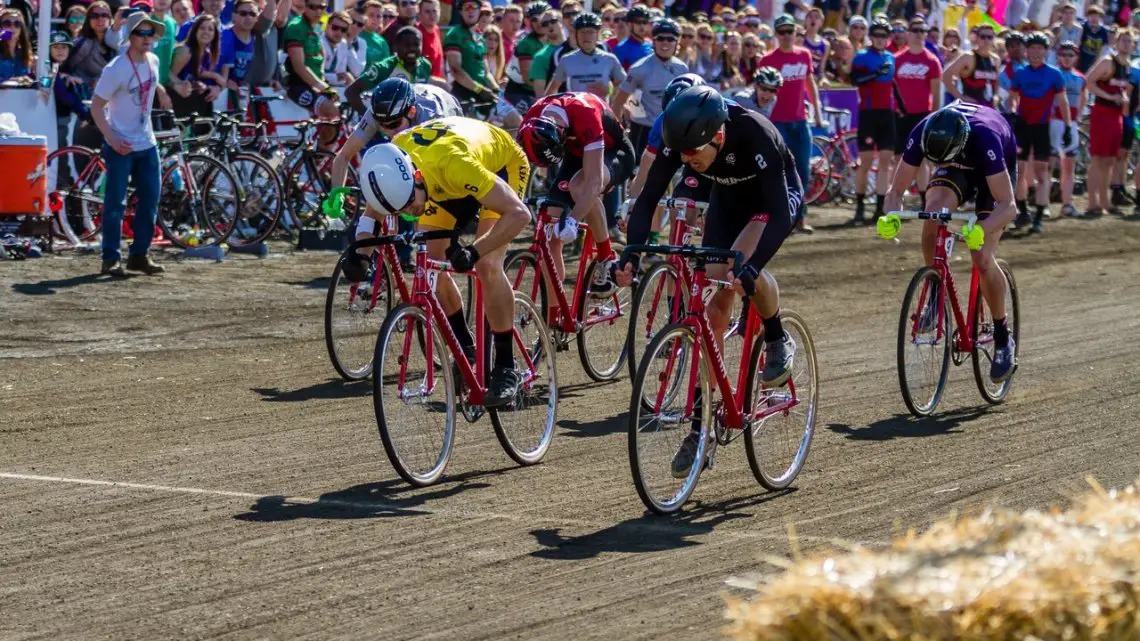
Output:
[725, 479, 1140, 641]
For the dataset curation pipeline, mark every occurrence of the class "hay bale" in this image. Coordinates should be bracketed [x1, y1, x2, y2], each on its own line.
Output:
[725, 480, 1140, 641]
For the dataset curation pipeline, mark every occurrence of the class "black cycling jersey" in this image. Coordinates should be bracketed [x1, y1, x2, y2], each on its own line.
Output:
[627, 105, 800, 270]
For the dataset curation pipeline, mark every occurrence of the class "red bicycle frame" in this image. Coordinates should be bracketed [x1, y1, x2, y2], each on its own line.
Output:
[348, 215, 413, 310]
[631, 246, 802, 431]
[396, 238, 540, 406]
[910, 221, 983, 354]
[515, 201, 622, 334]
[634, 198, 706, 339]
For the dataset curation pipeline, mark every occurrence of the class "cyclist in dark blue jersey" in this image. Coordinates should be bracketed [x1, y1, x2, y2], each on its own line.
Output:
[886, 101, 1017, 382]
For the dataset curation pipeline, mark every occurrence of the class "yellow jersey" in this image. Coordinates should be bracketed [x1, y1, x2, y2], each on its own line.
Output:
[392, 117, 528, 204]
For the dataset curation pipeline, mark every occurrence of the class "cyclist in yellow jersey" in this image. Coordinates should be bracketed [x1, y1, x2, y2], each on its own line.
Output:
[356, 116, 532, 407]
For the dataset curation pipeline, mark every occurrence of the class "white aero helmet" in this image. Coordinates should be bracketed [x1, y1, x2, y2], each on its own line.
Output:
[359, 143, 417, 215]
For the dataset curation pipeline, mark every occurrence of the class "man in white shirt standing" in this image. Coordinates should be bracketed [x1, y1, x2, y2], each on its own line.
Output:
[91, 11, 173, 277]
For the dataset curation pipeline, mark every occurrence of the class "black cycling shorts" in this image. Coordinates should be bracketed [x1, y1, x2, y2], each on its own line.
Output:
[895, 112, 930, 155]
[549, 134, 636, 207]
[628, 122, 651, 159]
[701, 165, 801, 272]
[672, 165, 712, 202]
[1014, 119, 1051, 161]
[857, 108, 897, 152]
[928, 163, 1017, 219]
[285, 79, 326, 114]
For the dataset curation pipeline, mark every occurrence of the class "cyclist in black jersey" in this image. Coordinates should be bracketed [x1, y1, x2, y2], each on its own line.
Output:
[942, 23, 999, 106]
[615, 86, 802, 479]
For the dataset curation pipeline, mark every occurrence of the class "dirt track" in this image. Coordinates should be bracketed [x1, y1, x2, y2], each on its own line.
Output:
[3, 206, 1140, 640]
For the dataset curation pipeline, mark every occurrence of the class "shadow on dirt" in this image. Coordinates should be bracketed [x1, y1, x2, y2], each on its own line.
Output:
[826, 407, 990, 441]
[558, 411, 626, 438]
[557, 380, 621, 400]
[233, 467, 513, 522]
[252, 380, 372, 402]
[287, 277, 331, 290]
[528, 490, 795, 559]
[11, 273, 110, 295]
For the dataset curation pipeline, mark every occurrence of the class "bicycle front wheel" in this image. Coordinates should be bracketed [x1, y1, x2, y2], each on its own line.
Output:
[489, 292, 558, 466]
[743, 310, 818, 491]
[325, 253, 394, 381]
[576, 259, 630, 381]
[972, 259, 1020, 404]
[628, 323, 710, 514]
[374, 303, 456, 487]
[897, 266, 951, 417]
[226, 152, 285, 246]
[626, 261, 685, 402]
[46, 145, 104, 244]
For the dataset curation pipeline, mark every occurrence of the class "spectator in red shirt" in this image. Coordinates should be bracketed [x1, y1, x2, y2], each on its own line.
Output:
[605, 7, 627, 51]
[887, 19, 907, 53]
[417, 0, 443, 76]
[892, 17, 943, 209]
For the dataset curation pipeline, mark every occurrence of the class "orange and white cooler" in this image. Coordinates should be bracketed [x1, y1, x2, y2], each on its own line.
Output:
[0, 134, 49, 215]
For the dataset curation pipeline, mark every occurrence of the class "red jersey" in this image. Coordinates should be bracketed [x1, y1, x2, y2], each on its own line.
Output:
[893, 48, 942, 113]
[524, 92, 624, 157]
[758, 46, 813, 122]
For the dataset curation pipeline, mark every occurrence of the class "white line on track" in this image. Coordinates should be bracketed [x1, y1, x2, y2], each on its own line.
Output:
[0, 471, 869, 547]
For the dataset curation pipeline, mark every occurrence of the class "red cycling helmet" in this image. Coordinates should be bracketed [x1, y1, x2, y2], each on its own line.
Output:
[518, 117, 564, 167]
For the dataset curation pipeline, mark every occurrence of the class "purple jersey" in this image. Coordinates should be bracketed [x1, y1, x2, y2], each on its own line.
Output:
[902, 100, 1015, 176]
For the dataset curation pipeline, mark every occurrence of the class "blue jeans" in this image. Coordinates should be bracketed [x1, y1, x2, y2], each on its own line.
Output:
[101, 144, 160, 262]
[773, 120, 811, 215]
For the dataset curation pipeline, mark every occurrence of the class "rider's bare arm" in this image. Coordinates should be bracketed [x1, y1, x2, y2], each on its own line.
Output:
[983, 170, 1017, 232]
[941, 54, 971, 102]
[610, 88, 631, 122]
[885, 159, 921, 213]
[628, 149, 655, 199]
[626, 147, 682, 247]
[332, 134, 366, 192]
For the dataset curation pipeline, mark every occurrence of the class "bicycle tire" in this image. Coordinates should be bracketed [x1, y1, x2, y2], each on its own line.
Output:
[628, 322, 710, 515]
[897, 266, 951, 417]
[971, 259, 1019, 404]
[46, 145, 104, 244]
[743, 310, 818, 491]
[373, 303, 456, 487]
[158, 154, 241, 247]
[505, 249, 548, 323]
[225, 151, 286, 246]
[626, 261, 685, 393]
[325, 252, 395, 381]
[489, 292, 558, 466]
[286, 149, 337, 230]
[805, 137, 831, 205]
[575, 258, 630, 382]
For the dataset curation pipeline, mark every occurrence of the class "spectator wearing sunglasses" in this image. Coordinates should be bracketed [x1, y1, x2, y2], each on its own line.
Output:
[383, 0, 418, 48]
[612, 4, 652, 71]
[0, 9, 35, 85]
[546, 12, 624, 99]
[283, 0, 342, 147]
[887, 19, 907, 53]
[613, 19, 687, 157]
[218, 0, 263, 104]
[91, 12, 173, 277]
[321, 10, 364, 86]
[64, 5, 86, 39]
[603, 7, 627, 51]
[446, 0, 497, 109]
[892, 18, 942, 210]
[527, 8, 563, 95]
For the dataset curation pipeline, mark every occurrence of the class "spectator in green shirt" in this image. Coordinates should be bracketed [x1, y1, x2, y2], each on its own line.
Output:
[283, 0, 340, 146]
[529, 8, 563, 96]
[358, 0, 391, 65]
[345, 26, 445, 112]
[150, 0, 179, 84]
[444, 0, 496, 112]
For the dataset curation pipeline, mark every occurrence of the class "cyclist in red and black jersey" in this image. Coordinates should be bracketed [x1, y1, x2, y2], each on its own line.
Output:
[518, 91, 636, 299]
[942, 23, 1000, 106]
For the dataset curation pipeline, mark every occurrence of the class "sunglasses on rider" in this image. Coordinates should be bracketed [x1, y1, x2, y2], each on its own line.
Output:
[654, 35, 677, 42]
[540, 18, 556, 26]
[562, 11, 579, 19]
[679, 143, 711, 157]
[979, 33, 995, 40]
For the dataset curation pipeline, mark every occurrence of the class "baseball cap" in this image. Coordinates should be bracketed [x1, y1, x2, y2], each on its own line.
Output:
[49, 31, 73, 46]
[849, 15, 867, 27]
[773, 13, 795, 29]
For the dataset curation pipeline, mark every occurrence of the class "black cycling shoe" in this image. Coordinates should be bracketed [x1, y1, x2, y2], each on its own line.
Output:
[483, 366, 522, 409]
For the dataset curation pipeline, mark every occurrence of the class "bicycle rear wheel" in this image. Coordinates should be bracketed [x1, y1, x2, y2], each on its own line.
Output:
[489, 292, 558, 465]
[374, 303, 456, 487]
[325, 253, 395, 381]
[576, 259, 630, 381]
[159, 154, 240, 247]
[46, 145, 104, 243]
[226, 152, 285, 246]
[897, 266, 951, 417]
[285, 149, 336, 230]
[743, 310, 818, 491]
[628, 323, 710, 514]
[972, 259, 1019, 404]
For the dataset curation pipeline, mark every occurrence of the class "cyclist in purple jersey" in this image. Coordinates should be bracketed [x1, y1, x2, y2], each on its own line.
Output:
[886, 101, 1018, 383]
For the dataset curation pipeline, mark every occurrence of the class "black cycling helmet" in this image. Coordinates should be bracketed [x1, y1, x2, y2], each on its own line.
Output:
[753, 66, 783, 90]
[524, 0, 549, 20]
[371, 77, 416, 125]
[662, 85, 729, 152]
[1025, 31, 1049, 48]
[869, 16, 891, 36]
[626, 4, 651, 22]
[1058, 39, 1079, 54]
[921, 107, 971, 163]
[662, 73, 703, 111]
[652, 18, 680, 37]
[518, 116, 563, 167]
[1005, 30, 1025, 44]
[573, 11, 602, 30]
